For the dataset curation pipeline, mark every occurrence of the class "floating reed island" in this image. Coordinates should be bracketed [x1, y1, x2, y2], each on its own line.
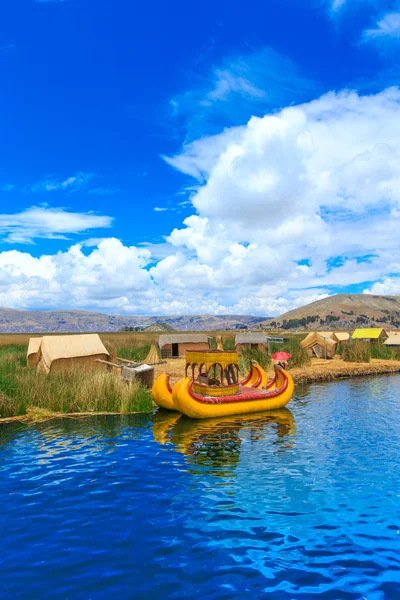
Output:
[2, 330, 400, 423]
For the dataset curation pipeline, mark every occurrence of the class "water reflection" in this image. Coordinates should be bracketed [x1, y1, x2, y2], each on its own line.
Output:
[152, 408, 296, 476]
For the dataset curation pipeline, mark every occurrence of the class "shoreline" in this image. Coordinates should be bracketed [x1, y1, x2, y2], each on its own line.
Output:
[289, 358, 400, 384]
[2, 358, 400, 424]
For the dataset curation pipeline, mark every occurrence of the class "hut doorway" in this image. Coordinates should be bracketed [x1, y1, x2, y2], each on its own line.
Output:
[172, 343, 179, 358]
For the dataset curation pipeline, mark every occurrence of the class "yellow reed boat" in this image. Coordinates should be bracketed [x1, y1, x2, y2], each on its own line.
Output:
[152, 349, 294, 419]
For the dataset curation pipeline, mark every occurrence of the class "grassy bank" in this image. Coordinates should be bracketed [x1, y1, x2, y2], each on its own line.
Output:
[0, 345, 152, 420]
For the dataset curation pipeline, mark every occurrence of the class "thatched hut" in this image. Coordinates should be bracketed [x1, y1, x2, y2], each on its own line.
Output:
[235, 332, 269, 352]
[384, 335, 400, 347]
[300, 332, 337, 359]
[158, 334, 211, 358]
[36, 334, 110, 374]
[331, 332, 350, 344]
[27, 337, 42, 367]
[351, 328, 388, 343]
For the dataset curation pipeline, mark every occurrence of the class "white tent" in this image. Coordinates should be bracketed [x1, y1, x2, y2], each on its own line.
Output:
[37, 334, 110, 374]
[27, 337, 42, 367]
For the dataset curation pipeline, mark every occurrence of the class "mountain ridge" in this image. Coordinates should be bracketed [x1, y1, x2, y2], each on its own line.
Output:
[261, 294, 400, 330]
[0, 308, 268, 333]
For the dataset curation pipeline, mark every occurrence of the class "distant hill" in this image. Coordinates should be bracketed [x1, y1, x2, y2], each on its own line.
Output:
[260, 294, 400, 331]
[142, 322, 176, 333]
[0, 308, 268, 333]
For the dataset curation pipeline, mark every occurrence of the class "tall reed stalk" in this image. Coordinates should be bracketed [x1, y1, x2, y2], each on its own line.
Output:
[0, 345, 152, 419]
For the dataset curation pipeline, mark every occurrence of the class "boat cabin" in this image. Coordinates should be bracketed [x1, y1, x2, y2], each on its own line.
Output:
[185, 349, 240, 397]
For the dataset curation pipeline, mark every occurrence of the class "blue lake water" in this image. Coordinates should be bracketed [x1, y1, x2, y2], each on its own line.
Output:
[1, 375, 400, 599]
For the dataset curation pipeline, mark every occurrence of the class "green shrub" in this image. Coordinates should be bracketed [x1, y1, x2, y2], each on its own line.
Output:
[370, 342, 392, 360]
[343, 341, 371, 363]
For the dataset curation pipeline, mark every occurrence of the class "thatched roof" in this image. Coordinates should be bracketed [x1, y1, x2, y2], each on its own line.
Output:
[235, 332, 269, 345]
[352, 328, 387, 339]
[332, 332, 350, 342]
[300, 332, 336, 349]
[158, 334, 211, 349]
[384, 335, 400, 346]
[37, 334, 110, 373]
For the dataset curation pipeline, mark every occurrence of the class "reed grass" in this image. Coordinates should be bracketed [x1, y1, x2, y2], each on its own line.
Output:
[0, 345, 152, 419]
[270, 337, 311, 368]
[107, 339, 151, 363]
[222, 336, 235, 351]
[238, 347, 271, 374]
[370, 342, 392, 360]
[343, 341, 371, 363]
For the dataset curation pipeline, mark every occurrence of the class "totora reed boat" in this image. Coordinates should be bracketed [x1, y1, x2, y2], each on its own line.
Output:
[152, 349, 294, 419]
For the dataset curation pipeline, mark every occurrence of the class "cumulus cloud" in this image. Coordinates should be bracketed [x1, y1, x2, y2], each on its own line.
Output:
[0, 206, 113, 244]
[3, 88, 400, 314]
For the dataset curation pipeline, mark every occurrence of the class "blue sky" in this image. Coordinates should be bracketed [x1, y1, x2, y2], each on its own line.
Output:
[1, 0, 400, 315]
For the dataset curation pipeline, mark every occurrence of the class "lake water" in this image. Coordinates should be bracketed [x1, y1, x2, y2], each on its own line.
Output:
[1, 375, 400, 599]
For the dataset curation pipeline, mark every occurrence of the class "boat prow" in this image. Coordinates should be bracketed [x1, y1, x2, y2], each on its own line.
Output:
[173, 365, 294, 419]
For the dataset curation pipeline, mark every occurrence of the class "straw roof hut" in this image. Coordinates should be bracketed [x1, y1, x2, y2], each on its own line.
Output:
[318, 331, 334, 339]
[384, 335, 400, 347]
[36, 334, 110, 374]
[27, 337, 42, 367]
[331, 332, 350, 344]
[235, 332, 269, 352]
[158, 334, 211, 358]
[300, 332, 337, 359]
[352, 328, 388, 342]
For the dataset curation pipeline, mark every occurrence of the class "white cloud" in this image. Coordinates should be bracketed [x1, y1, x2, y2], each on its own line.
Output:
[30, 172, 93, 193]
[1, 184, 15, 191]
[0, 206, 113, 244]
[169, 48, 318, 139]
[154, 207, 168, 212]
[3, 88, 400, 315]
[364, 277, 400, 295]
[364, 12, 400, 39]
[332, 0, 347, 10]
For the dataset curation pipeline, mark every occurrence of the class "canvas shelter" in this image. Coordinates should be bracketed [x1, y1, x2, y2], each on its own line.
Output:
[300, 332, 337, 359]
[332, 332, 350, 344]
[27, 337, 42, 367]
[235, 332, 270, 352]
[36, 334, 110, 374]
[158, 334, 211, 358]
[384, 335, 400, 347]
[351, 328, 388, 342]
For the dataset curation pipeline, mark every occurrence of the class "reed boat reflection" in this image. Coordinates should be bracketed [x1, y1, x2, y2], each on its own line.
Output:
[151, 409, 181, 445]
[152, 407, 296, 475]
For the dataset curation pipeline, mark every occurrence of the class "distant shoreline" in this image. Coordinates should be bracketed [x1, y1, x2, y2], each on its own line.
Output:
[289, 358, 400, 384]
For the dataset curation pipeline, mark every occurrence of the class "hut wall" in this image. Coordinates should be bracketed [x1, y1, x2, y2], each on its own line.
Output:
[161, 342, 210, 358]
[37, 353, 109, 374]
